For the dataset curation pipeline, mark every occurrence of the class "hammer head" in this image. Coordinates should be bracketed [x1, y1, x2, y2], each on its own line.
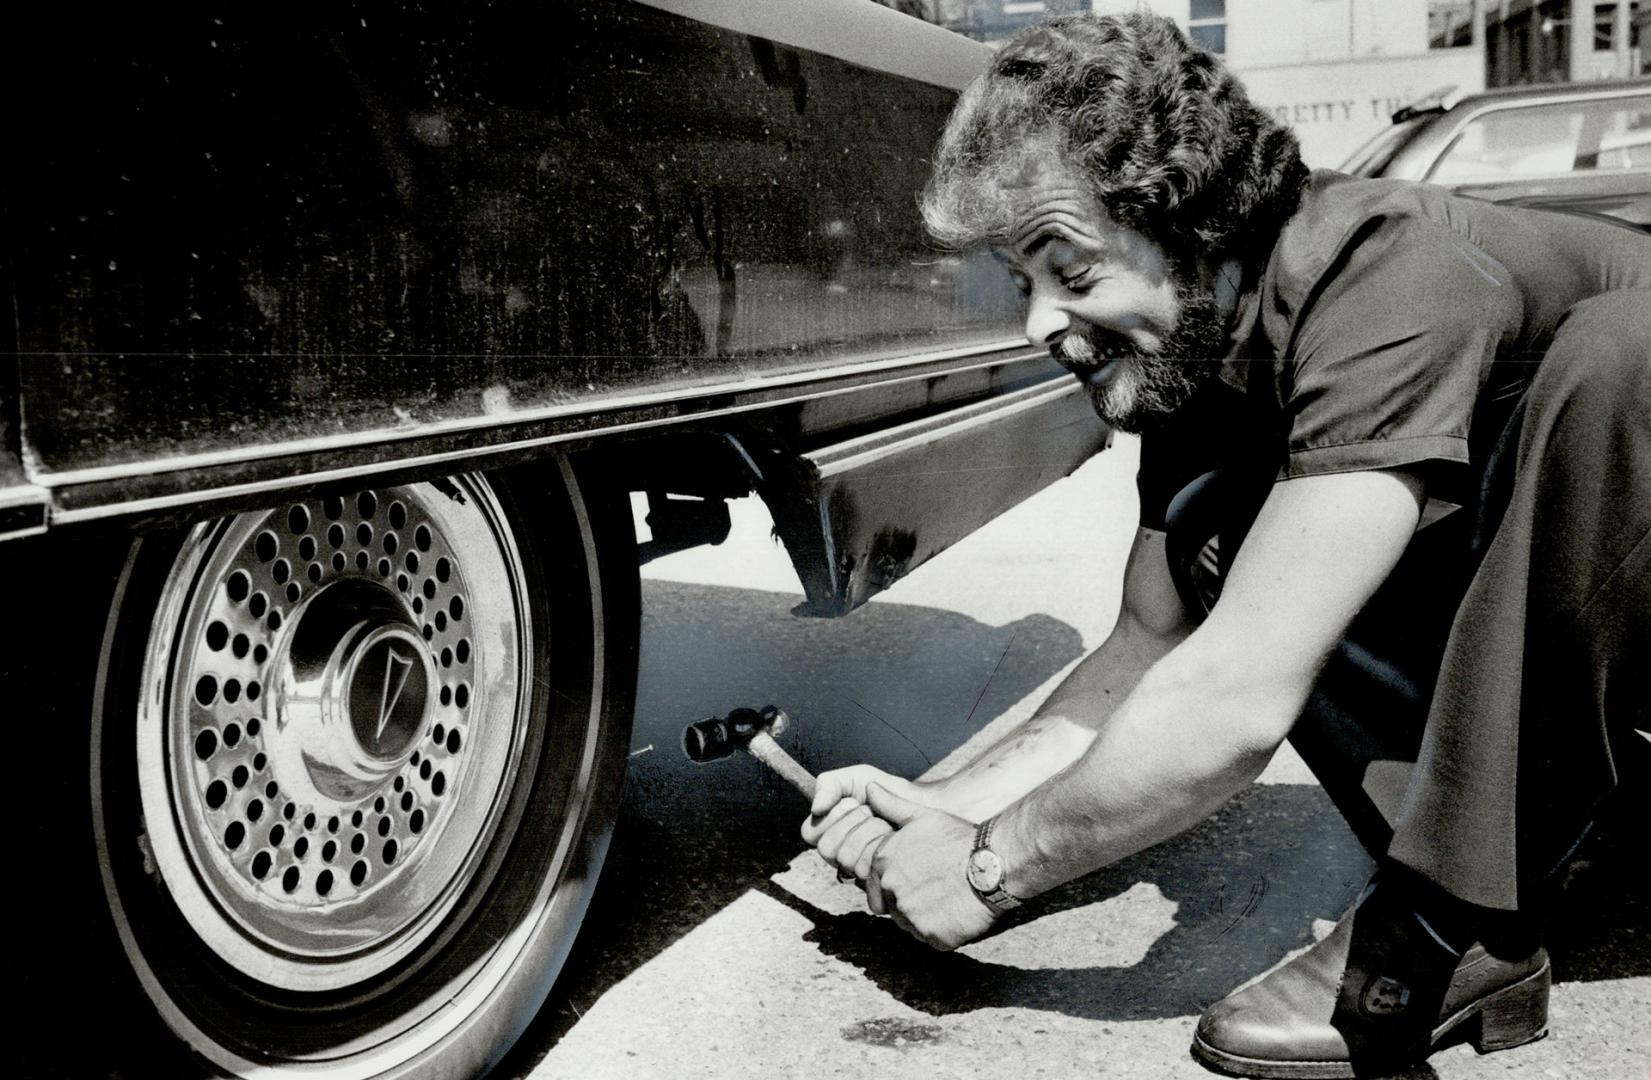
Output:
[682, 705, 790, 763]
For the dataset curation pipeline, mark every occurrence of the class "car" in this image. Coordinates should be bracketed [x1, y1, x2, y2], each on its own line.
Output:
[1340, 77, 1651, 227]
[0, 2, 1105, 1076]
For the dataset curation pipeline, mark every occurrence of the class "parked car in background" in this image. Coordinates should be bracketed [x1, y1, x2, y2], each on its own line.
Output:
[1, 1, 1106, 1076]
[1341, 77, 1651, 227]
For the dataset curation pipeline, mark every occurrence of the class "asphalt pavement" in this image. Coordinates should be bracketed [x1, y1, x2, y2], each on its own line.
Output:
[502, 436, 1650, 1080]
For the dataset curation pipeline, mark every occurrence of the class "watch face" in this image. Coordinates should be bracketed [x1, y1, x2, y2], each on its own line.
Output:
[967, 848, 1004, 893]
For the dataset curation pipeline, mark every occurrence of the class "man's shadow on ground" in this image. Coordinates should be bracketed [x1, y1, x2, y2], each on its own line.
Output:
[783, 779, 1651, 1008]
[784, 780, 1373, 1023]
[518, 580, 1650, 1069]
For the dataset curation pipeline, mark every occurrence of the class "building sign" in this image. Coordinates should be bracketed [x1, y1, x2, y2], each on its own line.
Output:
[1238, 47, 1487, 168]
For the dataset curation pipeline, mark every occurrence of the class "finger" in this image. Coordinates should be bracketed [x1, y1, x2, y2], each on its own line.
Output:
[819, 806, 878, 867]
[815, 804, 872, 864]
[808, 770, 855, 818]
[810, 795, 863, 836]
[865, 870, 888, 916]
[833, 813, 890, 877]
[864, 782, 923, 827]
[810, 766, 892, 817]
[851, 822, 893, 881]
[801, 796, 863, 846]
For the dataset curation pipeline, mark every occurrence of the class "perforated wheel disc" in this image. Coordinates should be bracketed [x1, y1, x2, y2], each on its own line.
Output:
[135, 478, 531, 991]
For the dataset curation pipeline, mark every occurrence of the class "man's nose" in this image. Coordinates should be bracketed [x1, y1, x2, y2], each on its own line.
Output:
[1024, 289, 1070, 349]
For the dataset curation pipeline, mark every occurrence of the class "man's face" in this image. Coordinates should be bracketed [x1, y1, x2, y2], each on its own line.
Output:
[993, 177, 1231, 433]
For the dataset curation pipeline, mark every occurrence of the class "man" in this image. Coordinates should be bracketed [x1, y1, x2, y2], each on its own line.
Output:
[801, 12, 1650, 1078]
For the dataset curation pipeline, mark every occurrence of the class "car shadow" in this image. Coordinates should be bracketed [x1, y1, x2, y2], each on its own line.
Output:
[502, 578, 1089, 1065]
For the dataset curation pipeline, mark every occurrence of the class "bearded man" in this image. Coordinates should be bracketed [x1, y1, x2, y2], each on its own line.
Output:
[801, 12, 1651, 1078]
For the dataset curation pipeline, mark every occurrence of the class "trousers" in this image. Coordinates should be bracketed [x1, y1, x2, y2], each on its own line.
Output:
[1158, 290, 1651, 913]
[1289, 289, 1651, 912]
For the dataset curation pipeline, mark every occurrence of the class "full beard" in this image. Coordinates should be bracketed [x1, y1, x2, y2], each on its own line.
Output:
[1057, 280, 1231, 435]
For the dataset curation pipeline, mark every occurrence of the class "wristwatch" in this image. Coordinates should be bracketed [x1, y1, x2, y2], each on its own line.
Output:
[965, 816, 1022, 912]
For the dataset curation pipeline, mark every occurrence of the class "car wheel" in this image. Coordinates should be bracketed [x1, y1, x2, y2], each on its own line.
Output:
[89, 458, 637, 1078]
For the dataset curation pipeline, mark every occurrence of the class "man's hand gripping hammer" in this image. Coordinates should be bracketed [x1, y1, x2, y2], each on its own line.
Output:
[682, 705, 816, 800]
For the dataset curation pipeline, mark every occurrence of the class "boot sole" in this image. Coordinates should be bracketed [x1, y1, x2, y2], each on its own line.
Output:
[1189, 960, 1550, 1079]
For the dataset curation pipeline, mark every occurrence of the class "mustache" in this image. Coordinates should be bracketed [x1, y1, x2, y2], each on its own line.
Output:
[1053, 326, 1144, 370]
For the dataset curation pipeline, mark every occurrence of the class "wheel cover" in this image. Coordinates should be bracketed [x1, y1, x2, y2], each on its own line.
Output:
[136, 479, 531, 991]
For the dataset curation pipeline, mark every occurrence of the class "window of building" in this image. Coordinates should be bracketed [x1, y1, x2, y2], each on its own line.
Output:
[1188, 0, 1226, 53]
[1593, 2, 1642, 51]
[1429, 1, 1476, 48]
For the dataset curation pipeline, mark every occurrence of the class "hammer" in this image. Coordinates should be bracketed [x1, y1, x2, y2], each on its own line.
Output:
[682, 705, 816, 800]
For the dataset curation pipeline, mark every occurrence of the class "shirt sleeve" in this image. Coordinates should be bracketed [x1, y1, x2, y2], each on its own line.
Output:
[1275, 214, 1525, 483]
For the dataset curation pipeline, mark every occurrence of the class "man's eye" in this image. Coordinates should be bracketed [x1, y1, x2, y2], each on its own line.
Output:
[1059, 266, 1098, 291]
[1010, 275, 1031, 298]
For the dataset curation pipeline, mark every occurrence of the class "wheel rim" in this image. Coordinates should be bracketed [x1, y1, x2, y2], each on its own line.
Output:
[135, 478, 532, 992]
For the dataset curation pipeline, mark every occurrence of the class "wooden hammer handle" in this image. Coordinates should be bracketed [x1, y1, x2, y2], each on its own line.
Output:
[746, 730, 817, 801]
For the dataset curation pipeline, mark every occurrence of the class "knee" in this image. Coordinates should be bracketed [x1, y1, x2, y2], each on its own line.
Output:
[1530, 292, 1651, 422]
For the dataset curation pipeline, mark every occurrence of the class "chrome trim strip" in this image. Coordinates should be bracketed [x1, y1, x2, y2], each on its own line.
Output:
[632, 0, 987, 91]
[36, 338, 1035, 488]
[50, 349, 1058, 526]
[812, 380, 1085, 478]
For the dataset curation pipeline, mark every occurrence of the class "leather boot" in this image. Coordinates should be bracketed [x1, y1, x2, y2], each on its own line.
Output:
[1191, 883, 1549, 1078]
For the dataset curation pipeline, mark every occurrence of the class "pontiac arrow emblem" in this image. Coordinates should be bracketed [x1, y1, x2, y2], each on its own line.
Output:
[376, 646, 414, 744]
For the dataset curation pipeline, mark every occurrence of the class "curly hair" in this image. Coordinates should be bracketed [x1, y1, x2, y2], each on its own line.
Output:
[921, 13, 1309, 267]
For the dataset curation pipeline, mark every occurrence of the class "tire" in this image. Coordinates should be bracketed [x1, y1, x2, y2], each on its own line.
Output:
[87, 457, 637, 1078]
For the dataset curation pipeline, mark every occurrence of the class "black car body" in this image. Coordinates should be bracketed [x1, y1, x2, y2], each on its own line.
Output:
[1, 2, 1106, 1076]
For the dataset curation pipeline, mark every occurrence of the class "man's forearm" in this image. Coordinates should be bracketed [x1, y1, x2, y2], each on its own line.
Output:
[992, 638, 1303, 899]
[926, 609, 1184, 822]
[982, 469, 1425, 900]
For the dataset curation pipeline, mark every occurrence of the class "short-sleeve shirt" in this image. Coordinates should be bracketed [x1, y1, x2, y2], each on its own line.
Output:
[1137, 171, 1651, 534]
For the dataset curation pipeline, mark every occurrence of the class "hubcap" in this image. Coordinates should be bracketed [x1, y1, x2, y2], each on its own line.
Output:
[271, 582, 437, 806]
[135, 479, 532, 991]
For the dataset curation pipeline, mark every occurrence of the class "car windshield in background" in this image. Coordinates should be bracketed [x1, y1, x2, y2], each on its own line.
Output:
[1429, 94, 1651, 183]
[1337, 81, 1651, 231]
[1341, 115, 1431, 175]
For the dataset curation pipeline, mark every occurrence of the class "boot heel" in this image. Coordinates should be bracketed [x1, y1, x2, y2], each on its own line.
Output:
[1471, 964, 1550, 1053]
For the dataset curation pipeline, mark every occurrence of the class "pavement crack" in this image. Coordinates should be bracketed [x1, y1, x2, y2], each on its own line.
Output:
[1219, 876, 1268, 936]
[963, 629, 1018, 732]
[848, 696, 932, 768]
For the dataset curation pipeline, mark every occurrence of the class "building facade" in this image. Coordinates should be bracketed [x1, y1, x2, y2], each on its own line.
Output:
[919, 1, 1646, 82]
[890, 0, 1645, 161]
[1089, 0, 1433, 66]
[1079, 0, 1483, 165]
